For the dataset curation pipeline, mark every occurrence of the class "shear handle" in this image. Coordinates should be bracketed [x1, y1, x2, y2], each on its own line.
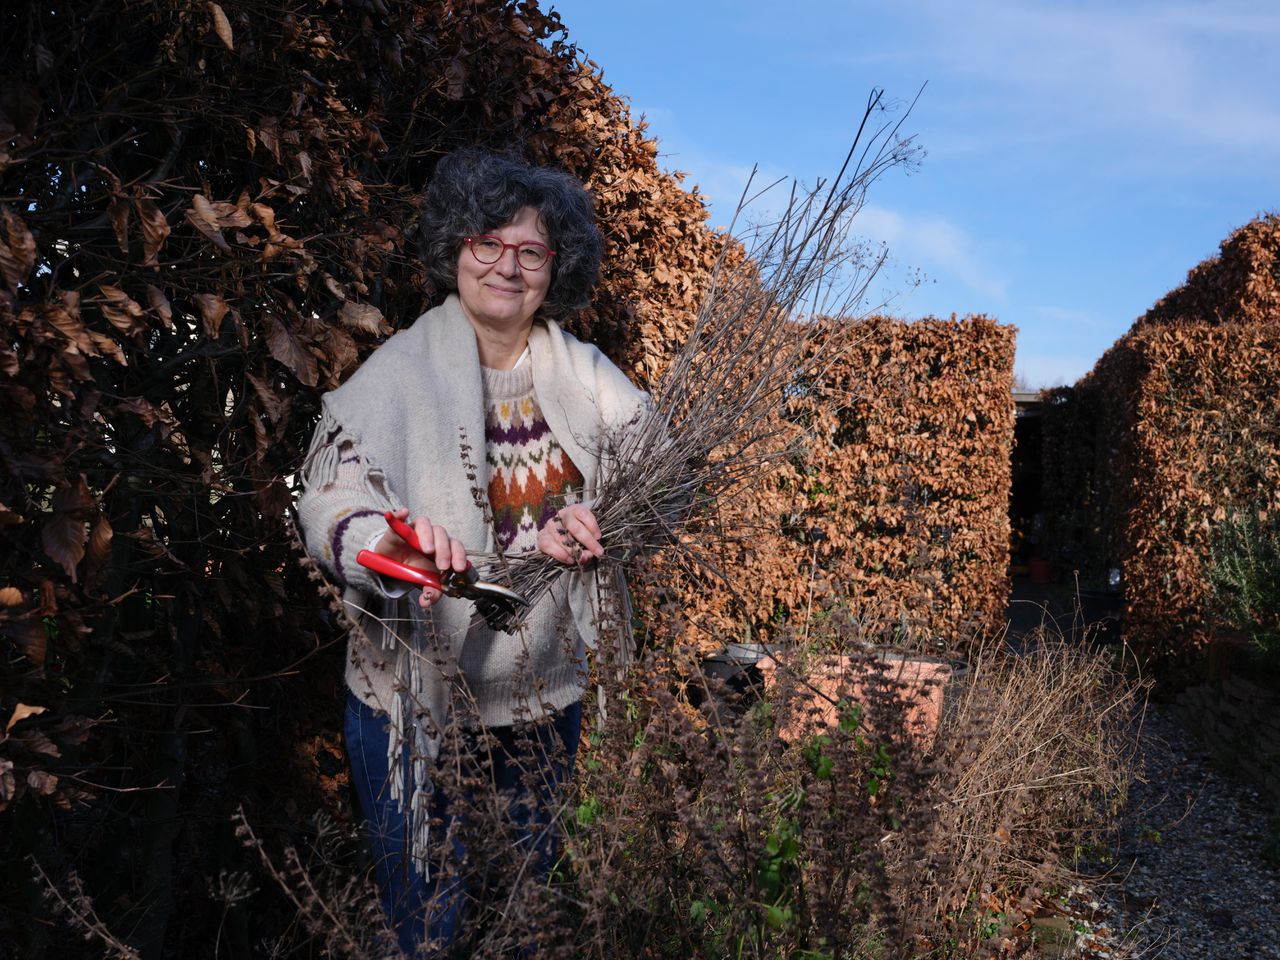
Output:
[384, 511, 473, 575]
[355, 549, 445, 593]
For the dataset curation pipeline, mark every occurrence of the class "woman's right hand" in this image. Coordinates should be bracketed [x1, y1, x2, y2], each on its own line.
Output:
[375, 508, 470, 608]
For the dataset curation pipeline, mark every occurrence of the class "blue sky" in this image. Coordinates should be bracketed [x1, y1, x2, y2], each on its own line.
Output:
[547, 0, 1280, 386]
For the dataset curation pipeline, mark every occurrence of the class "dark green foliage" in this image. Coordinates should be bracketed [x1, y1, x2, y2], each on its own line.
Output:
[1207, 506, 1280, 660]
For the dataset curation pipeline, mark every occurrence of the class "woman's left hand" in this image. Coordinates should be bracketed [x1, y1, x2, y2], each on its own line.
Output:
[538, 504, 605, 565]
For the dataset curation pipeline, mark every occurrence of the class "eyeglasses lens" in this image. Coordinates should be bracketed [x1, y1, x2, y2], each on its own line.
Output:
[516, 246, 549, 269]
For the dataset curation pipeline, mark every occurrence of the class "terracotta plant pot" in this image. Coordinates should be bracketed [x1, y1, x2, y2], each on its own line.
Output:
[1028, 556, 1052, 584]
[757, 649, 959, 751]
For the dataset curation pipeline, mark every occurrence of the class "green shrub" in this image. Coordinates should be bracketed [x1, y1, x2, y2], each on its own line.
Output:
[1206, 507, 1280, 661]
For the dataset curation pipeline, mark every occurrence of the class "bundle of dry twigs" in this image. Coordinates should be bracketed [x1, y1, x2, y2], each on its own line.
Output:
[480, 90, 920, 633]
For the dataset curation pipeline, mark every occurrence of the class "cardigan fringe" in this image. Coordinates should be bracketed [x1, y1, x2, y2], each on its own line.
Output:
[305, 411, 441, 877]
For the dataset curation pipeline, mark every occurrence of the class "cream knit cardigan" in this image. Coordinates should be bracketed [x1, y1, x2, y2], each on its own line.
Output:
[296, 294, 646, 872]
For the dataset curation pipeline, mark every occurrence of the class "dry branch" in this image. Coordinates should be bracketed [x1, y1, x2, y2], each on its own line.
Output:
[484, 90, 921, 630]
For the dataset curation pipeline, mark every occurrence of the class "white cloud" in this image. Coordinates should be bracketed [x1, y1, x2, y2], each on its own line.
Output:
[907, 0, 1280, 160]
[661, 153, 793, 230]
[620, 107, 795, 229]
[1031, 305, 1105, 331]
[856, 204, 1009, 302]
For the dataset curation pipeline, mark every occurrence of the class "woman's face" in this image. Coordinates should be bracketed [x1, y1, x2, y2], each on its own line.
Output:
[455, 205, 553, 337]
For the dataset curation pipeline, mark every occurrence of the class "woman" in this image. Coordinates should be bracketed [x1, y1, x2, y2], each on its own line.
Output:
[297, 149, 646, 954]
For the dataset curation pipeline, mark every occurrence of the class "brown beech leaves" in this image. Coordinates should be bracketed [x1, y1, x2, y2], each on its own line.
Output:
[1042, 214, 1280, 662]
[0, 207, 36, 292]
[654, 314, 1017, 654]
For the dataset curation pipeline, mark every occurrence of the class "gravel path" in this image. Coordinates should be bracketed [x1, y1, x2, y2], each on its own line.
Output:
[1071, 704, 1280, 959]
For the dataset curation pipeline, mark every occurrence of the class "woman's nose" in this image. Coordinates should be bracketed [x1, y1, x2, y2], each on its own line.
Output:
[494, 246, 522, 277]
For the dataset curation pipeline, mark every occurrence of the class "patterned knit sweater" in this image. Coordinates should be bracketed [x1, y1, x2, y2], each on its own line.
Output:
[484, 361, 584, 555]
[443, 361, 588, 725]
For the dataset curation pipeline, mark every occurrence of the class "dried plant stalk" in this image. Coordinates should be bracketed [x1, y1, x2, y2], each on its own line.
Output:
[29, 858, 141, 960]
[482, 90, 921, 630]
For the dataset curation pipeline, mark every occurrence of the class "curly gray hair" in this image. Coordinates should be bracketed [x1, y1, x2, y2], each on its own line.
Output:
[419, 149, 603, 320]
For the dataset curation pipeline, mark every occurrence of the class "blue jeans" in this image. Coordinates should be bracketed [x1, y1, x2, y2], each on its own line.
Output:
[344, 694, 582, 956]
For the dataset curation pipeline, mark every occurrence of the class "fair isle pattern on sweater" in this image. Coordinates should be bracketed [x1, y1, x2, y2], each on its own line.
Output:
[482, 362, 583, 554]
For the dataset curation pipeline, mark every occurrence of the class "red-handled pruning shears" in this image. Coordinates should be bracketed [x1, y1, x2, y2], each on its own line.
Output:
[356, 512, 529, 626]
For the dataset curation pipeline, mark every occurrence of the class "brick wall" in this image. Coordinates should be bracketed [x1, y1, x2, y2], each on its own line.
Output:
[1174, 674, 1280, 806]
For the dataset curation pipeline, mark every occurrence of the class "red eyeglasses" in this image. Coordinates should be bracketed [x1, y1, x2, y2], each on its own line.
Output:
[462, 235, 556, 271]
